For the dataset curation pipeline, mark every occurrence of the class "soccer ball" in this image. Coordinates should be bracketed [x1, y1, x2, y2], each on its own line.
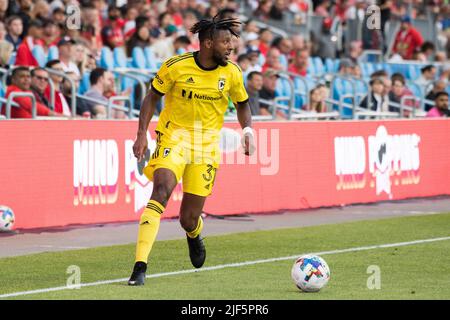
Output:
[291, 255, 330, 292]
[0, 206, 15, 231]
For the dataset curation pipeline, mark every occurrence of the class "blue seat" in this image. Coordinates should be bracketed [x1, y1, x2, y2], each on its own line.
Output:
[408, 64, 421, 80]
[325, 58, 335, 73]
[79, 72, 91, 95]
[131, 47, 147, 69]
[144, 47, 158, 70]
[99, 47, 114, 70]
[313, 57, 325, 76]
[32, 45, 47, 67]
[407, 82, 424, 100]
[113, 47, 128, 68]
[279, 54, 288, 70]
[307, 57, 315, 76]
[294, 76, 316, 109]
[332, 78, 355, 118]
[48, 46, 59, 61]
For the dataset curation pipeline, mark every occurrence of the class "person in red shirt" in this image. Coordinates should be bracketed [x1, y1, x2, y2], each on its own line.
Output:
[392, 16, 424, 60]
[15, 19, 44, 67]
[101, 5, 125, 50]
[261, 47, 284, 73]
[3, 66, 61, 118]
[258, 28, 273, 57]
[44, 59, 71, 116]
[288, 47, 309, 77]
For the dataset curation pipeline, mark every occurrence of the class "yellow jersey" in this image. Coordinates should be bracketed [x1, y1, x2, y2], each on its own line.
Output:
[150, 51, 248, 151]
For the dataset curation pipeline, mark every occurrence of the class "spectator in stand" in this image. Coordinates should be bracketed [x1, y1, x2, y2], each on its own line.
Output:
[44, 59, 71, 116]
[418, 41, 436, 62]
[173, 35, 191, 55]
[424, 80, 447, 111]
[246, 47, 263, 72]
[253, 0, 273, 21]
[389, 73, 418, 115]
[426, 91, 449, 117]
[353, 64, 362, 78]
[3, 66, 61, 118]
[122, 5, 140, 41]
[80, 5, 103, 54]
[83, 67, 113, 119]
[15, 19, 44, 67]
[30, 67, 50, 107]
[360, 78, 389, 112]
[273, 37, 293, 68]
[42, 19, 60, 49]
[245, 71, 264, 116]
[258, 28, 273, 57]
[237, 54, 251, 79]
[290, 34, 305, 53]
[15, 0, 33, 38]
[52, 7, 66, 26]
[305, 84, 328, 113]
[5, 16, 23, 52]
[126, 16, 152, 57]
[338, 58, 355, 76]
[262, 47, 284, 72]
[62, 71, 91, 118]
[259, 68, 286, 118]
[269, 0, 286, 21]
[101, 5, 125, 50]
[348, 41, 363, 65]
[0, 40, 13, 68]
[415, 64, 437, 89]
[57, 37, 80, 77]
[0, 0, 7, 21]
[392, 16, 424, 60]
[288, 47, 309, 77]
[166, 0, 184, 27]
[242, 19, 260, 40]
[31, 0, 50, 21]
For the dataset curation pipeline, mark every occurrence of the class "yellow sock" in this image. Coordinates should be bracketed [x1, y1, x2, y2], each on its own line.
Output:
[135, 200, 165, 263]
[186, 216, 203, 239]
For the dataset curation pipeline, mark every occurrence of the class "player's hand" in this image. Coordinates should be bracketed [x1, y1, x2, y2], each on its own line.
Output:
[242, 132, 256, 156]
[133, 132, 148, 162]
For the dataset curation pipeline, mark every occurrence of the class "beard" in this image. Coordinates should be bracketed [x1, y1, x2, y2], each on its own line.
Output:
[212, 51, 228, 67]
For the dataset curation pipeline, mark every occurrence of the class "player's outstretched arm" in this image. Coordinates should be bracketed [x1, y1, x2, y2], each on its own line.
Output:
[237, 101, 256, 156]
[133, 90, 163, 161]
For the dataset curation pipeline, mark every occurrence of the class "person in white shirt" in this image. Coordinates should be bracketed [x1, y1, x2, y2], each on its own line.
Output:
[57, 37, 80, 77]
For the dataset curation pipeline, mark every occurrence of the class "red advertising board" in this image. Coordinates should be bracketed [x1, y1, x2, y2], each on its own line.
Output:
[1, 119, 449, 229]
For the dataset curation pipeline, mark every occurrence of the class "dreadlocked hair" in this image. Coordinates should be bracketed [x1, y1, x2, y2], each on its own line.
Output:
[190, 14, 242, 42]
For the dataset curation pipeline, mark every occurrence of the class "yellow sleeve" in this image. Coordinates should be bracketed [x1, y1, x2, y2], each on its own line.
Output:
[151, 60, 175, 95]
[229, 64, 249, 104]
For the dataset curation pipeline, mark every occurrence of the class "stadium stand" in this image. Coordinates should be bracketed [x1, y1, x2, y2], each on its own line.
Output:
[0, 0, 448, 120]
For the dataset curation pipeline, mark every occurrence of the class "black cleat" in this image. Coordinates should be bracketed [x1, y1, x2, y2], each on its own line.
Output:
[187, 234, 206, 268]
[128, 261, 147, 286]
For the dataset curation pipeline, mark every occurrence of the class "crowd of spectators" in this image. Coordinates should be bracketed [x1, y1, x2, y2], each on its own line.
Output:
[0, 0, 448, 119]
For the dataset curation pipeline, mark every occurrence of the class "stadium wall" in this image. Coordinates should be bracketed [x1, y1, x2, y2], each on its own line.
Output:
[1, 119, 449, 230]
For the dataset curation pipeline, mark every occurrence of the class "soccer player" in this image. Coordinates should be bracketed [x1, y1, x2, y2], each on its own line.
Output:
[128, 15, 255, 286]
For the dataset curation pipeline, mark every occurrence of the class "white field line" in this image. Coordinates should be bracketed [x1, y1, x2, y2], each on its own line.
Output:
[1, 236, 449, 299]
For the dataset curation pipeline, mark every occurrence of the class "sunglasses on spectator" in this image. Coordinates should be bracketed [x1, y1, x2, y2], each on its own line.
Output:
[34, 75, 48, 82]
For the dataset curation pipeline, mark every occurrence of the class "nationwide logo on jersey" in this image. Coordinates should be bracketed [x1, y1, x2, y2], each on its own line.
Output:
[218, 77, 226, 91]
[186, 77, 195, 84]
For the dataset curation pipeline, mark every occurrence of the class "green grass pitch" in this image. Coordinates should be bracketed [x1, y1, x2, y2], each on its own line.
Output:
[0, 213, 449, 300]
